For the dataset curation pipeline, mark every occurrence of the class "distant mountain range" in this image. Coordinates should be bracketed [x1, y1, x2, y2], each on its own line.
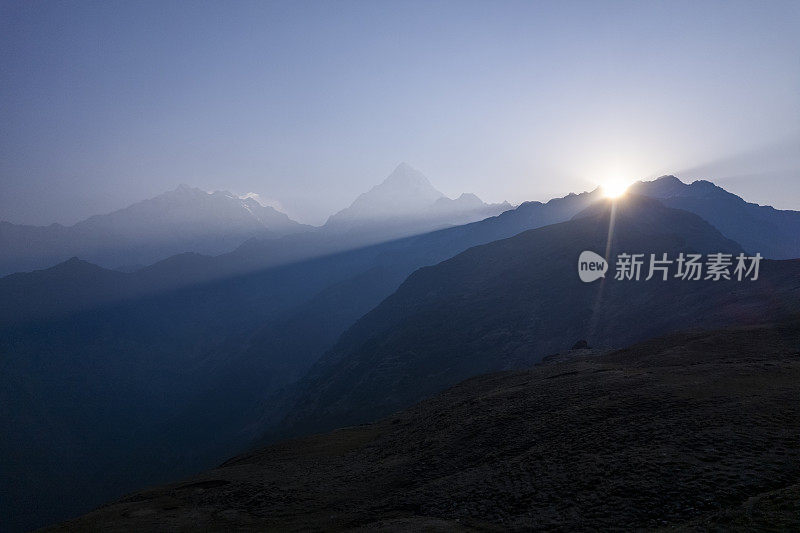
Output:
[0, 163, 510, 276]
[4, 170, 799, 283]
[0, 182, 594, 531]
[226, 163, 513, 271]
[3, 173, 800, 530]
[0, 188, 593, 329]
[0, 185, 311, 275]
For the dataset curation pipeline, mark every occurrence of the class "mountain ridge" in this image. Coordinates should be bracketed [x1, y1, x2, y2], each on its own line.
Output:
[632, 175, 800, 258]
[0, 164, 513, 277]
[323, 163, 511, 232]
[268, 195, 800, 441]
[0, 185, 311, 275]
[4, 176, 799, 531]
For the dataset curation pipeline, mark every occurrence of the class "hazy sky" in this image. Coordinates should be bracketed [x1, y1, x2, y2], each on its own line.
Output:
[1, 0, 799, 225]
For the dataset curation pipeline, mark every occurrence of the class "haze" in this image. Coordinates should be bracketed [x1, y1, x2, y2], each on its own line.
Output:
[1, 0, 799, 226]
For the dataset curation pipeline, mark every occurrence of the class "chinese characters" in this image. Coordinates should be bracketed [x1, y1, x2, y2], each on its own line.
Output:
[613, 252, 761, 281]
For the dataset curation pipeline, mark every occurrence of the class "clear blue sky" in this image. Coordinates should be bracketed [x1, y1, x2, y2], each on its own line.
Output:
[1, 0, 799, 225]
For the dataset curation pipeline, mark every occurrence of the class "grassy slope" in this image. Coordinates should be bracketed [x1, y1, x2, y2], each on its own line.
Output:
[51, 321, 800, 531]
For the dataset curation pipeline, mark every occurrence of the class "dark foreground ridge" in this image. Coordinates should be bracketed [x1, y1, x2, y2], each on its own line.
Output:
[50, 322, 800, 531]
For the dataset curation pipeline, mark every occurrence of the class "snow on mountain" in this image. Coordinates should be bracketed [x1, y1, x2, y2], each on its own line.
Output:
[0, 185, 310, 275]
[324, 163, 511, 230]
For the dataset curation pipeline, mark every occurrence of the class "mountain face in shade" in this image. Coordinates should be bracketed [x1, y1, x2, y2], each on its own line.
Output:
[0, 257, 131, 324]
[5, 179, 800, 531]
[54, 322, 800, 531]
[0, 187, 593, 328]
[271, 196, 800, 440]
[633, 175, 800, 259]
[0, 164, 524, 327]
[0, 187, 601, 531]
[0, 185, 310, 275]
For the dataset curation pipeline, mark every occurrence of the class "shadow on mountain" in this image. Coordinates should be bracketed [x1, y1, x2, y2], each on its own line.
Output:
[269, 195, 800, 442]
[5, 183, 800, 531]
[0, 188, 595, 531]
[51, 320, 800, 531]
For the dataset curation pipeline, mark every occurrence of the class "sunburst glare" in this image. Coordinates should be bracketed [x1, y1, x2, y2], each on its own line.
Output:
[602, 180, 630, 199]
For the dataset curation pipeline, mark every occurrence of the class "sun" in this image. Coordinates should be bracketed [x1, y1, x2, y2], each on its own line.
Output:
[601, 180, 629, 199]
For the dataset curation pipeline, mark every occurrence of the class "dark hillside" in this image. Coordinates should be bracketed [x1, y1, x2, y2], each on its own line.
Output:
[275, 196, 800, 439]
[52, 321, 800, 531]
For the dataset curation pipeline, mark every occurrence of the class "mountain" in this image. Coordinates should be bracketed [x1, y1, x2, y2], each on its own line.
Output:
[0, 185, 310, 275]
[271, 195, 800, 440]
[0, 257, 133, 324]
[428, 193, 513, 226]
[203, 187, 599, 378]
[160, 188, 602, 455]
[322, 163, 511, 243]
[0, 246, 391, 531]
[0, 187, 600, 531]
[326, 162, 447, 223]
[52, 321, 800, 530]
[0, 182, 587, 328]
[633, 175, 800, 259]
[19, 163, 512, 289]
[5, 178, 799, 530]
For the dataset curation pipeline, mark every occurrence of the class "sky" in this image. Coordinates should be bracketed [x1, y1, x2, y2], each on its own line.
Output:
[1, 0, 799, 226]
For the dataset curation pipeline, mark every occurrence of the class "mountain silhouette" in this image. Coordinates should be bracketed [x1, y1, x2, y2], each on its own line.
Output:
[0, 184, 595, 328]
[4, 180, 800, 530]
[633, 175, 800, 259]
[0, 185, 600, 530]
[270, 195, 800, 440]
